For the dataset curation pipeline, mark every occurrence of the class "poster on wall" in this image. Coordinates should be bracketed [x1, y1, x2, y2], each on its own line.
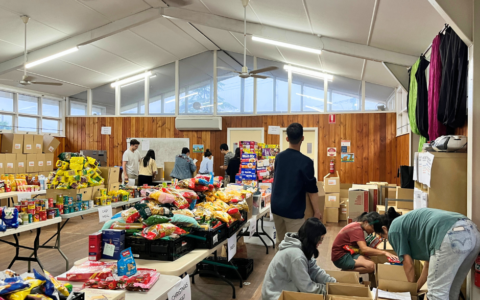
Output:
[327, 147, 337, 157]
[192, 144, 204, 153]
[341, 153, 355, 163]
[341, 140, 351, 147]
[341, 146, 347, 153]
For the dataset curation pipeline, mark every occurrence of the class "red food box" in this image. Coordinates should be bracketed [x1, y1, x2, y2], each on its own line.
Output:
[89, 232, 103, 261]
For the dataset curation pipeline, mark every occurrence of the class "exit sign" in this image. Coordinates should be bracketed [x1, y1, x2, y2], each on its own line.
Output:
[329, 114, 336, 124]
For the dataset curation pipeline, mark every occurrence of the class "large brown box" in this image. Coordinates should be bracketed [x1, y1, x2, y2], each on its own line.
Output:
[325, 207, 339, 223]
[278, 291, 323, 300]
[347, 189, 369, 222]
[26, 154, 37, 172]
[108, 182, 120, 192]
[164, 162, 175, 181]
[0, 154, 5, 174]
[396, 187, 414, 209]
[16, 154, 26, 174]
[92, 185, 106, 199]
[1, 134, 23, 154]
[45, 153, 54, 171]
[325, 192, 340, 208]
[34, 135, 43, 153]
[46, 187, 93, 201]
[43, 135, 60, 153]
[36, 154, 45, 172]
[153, 168, 164, 181]
[305, 182, 325, 220]
[23, 134, 35, 154]
[325, 270, 360, 284]
[326, 283, 373, 299]
[5, 154, 16, 173]
[323, 172, 340, 193]
[339, 201, 347, 221]
[98, 167, 120, 184]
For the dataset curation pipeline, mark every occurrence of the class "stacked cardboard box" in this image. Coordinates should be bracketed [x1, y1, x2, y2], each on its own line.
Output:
[323, 172, 340, 223]
[0, 134, 60, 175]
[99, 167, 120, 191]
[347, 189, 369, 223]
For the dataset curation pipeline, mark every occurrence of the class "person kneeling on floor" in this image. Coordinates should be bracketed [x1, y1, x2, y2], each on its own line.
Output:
[331, 212, 398, 274]
[262, 218, 336, 300]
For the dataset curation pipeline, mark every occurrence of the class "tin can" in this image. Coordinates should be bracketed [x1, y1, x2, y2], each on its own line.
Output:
[47, 209, 56, 219]
[35, 205, 42, 213]
[100, 188, 107, 196]
[106, 196, 111, 206]
[74, 203, 81, 212]
[27, 201, 35, 210]
[82, 201, 90, 210]
[49, 198, 55, 207]
[100, 198, 107, 206]
[68, 197, 74, 205]
[20, 205, 27, 213]
[89, 200, 94, 208]
[27, 209, 35, 215]
[22, 213, 29, 224]
[56, 204, 64, 214]
[95, 197, 101, 206]
[39, 211, 47, 221]
[28, 213, 33, 223]
[76, 194, 82, 202]
[14, 205, 21, 212]
[33, 213, 40, 222]
[56, 195, 63, 204]
[63, 196, 69, 204]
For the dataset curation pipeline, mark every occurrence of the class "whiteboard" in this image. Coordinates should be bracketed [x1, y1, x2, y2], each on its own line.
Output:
[126, 138, 189, 168]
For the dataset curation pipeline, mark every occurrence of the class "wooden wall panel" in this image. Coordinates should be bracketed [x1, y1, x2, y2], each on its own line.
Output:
[64, 113, 402, 184]
[395, 134, 410, 185]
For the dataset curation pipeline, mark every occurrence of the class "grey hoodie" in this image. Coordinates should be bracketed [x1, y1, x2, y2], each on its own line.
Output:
[261, 233, 336, 300]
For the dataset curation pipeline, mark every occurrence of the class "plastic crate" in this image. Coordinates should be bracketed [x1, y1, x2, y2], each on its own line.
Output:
[189, 223, 228, 249]
[227, 220, 243, 237]
[125, 235, 194, 261]
[198, 257, 254, 280]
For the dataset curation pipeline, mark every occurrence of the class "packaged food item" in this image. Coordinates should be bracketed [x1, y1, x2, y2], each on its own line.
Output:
[121, 208, 140, 223]
[143, 215, 170, 227]
[146, 203, 170, 216]
[170, 214, 200, 228]
[2, 207, 19, 228]
[343, 245, 360, 255]
[140, 223, 186, 240]
[134, 203, 152, 220]
[117, 247, 137, 277]
[33, 269, 56, 299]
[227, 208, 242, 220]
[213, 211, 231, 224]
[387, 256, 401, 265]
[172, 209, 194, 218]
[44, 270, 70, 297]
[111, 222, 144, 230]
[7, 279, 44, 300]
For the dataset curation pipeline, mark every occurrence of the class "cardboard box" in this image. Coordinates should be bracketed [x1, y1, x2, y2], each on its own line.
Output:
[396, 187, 414, 210]
[339, 202, 347, 221]
[305, 182, 325, 220]
[101, 229, 125, 260]
[164, 162, 175, 181]
[108, 183, 120, 192]
[99, 167, 121, 185]
[26, 154, 37, 172]
[16, 154, 26, 174]
[347, 189, 369, 222]
[23, 134, 35, 154]
[5, 154, 16, 173]
[45, 153, 54, 171]
[376, 264, 418, 296]
[89, 232, 103, 261]
[34, 135, 43, 153]
[46, 187, 93, 200]
[326, 283, 373, 299]
[153, 168, 164, 181]
[92, 185, 106, 198]
[325, 270, 360, 284]
[43, 135, 60, 153]
[325, 193, 340, 208]
[84, 289, 126, 300]
[36, 153, 45, 172]
[352, 184, 378, 212]
[325, 207, 339, 223]
[278, 291, 324, 300]
[324, 172, 340, 193]
[0, 154, 5, 174]
[1, 134, 23, 154]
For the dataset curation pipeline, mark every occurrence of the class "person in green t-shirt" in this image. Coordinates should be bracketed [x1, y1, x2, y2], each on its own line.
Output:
[373, 207, 480, 300]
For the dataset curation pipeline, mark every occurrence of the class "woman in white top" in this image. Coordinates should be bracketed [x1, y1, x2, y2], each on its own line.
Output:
[138, 149, 158, 186]
[199, 149, 213, 175]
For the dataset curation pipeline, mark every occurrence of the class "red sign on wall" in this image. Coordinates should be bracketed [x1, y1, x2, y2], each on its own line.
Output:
[329, 114, 336, 124]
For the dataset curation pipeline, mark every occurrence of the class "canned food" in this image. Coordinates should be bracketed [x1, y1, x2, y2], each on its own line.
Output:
[76, 194, 82, 202]
[27, 201, 35, 210]
[82, 200, 90, 210]
[48, 198, 54, 207]
[35, 205, 42, 213]
[56, 195, 63, 204]
[95, 197, 101, 206]
[20, 205, 27, 213]
[100, 198, 107, 206]
[27, 209, 35, 215]
[47, 209, 56, 219]
[39, 211, 47, 221]
[74, 203, 81, 212]
[106, 196, 111, 206]
[100, 188, 107, 196]
[28, 213, 32, 223]
[33, 213, 40, 222]
[14, 205, 21, 212]
[56, 204, 64, 215]
[21, 213, 29, 224]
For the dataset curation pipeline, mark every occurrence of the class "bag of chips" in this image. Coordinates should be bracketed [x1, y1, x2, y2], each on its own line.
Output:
[2, 207, 18, 229]
[117, 248, 137, 277]
[140, 223, 186, 240]
[172, 209, 194, 218]
[121, 208, 140, 223]
[178, 178, 196, 190]
[146, 203, 170, 216]
[149, 191, 175, 204]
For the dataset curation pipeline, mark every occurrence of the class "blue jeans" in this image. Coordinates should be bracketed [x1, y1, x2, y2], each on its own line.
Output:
[428, 219, 480, 300]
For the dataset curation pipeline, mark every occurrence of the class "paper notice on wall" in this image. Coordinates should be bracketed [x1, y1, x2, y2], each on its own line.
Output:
[101, 127, 111, 135]
[421, 192, 428, 209]
[142, 140, 150, 151]
[268, 126, 281, 135]
[414, 188, 423, 210]
[418, 152, 434, 187]
[413, 152, 419, 181]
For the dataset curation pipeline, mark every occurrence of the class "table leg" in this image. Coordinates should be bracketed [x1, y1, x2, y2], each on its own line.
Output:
[31, 228, 44, 272]
[7, 234, 20, 269]
[255, 218, 269, 254]
[29, 220, 70, 271]
[260, 216, 275, 249]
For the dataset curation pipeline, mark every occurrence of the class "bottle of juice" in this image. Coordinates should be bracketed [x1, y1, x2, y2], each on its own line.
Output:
[8, 174, 16, 191]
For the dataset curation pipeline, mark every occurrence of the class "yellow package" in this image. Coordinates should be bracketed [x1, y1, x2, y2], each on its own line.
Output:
[214, 191, 226, 201]
[213, 211, 230, 223]
[57, 161, 69, 170]
[172, 209, 194, 218]
[70, 157, 85, 165]
[56, 170, 65, 176]
[78, 183, 88, 189]
[87, 156, 98, 166]
[85, 168, 96, 177]
[7, 279, 46, 300]
[213, 199, 230, 211]
[65, 170, 76, 177]
[44, 270, 69, 297]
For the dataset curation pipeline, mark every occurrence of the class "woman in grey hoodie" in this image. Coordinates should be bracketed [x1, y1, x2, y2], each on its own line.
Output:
[262, 218, 336, 300]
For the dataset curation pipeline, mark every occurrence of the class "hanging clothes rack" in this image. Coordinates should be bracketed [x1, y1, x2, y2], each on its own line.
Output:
[407, 24, 449, 71]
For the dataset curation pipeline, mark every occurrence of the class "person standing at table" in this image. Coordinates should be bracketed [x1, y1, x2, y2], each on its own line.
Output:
[199, 149, 214, 175]
[122, 139, 141, 184]
[170, 147, 197, 180]
[219, 143, 234, 175]
[138, 149, 158, 186]
[271, 123, 322, 249]
[226, 148, 241, 183]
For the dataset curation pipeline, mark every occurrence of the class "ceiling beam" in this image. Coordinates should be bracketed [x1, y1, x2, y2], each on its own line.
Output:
[162, 7, 418, 67]
[383, 62, 409, 91]
[428, 0, 473, 46]
[0, 8, 163, 75]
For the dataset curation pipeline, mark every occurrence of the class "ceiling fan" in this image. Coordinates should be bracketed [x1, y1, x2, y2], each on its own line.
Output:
[217, 0, 278, 79]
[0, 16, 62, 87]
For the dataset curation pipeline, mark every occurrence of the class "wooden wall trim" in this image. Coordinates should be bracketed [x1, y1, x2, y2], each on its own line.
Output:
[64, 114, 403, 184]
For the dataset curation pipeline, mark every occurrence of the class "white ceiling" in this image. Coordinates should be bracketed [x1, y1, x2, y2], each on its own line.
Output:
[0, 0, 446, 97]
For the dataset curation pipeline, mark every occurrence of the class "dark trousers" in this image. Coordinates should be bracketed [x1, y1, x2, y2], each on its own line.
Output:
[138, 175, 153, 186]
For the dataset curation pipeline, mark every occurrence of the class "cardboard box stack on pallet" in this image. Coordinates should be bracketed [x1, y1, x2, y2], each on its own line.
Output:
[0, 134, 60, 177]
[323, 172, 341, 223]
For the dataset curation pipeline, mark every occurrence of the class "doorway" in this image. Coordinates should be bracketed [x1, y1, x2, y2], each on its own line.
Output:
[279, 127, 318, 179]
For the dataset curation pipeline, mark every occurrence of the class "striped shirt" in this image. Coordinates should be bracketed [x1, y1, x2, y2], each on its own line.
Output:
[224, 151, 234, 174]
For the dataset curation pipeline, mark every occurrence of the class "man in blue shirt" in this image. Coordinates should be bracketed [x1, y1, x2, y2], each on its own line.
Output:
[272, 123, 322, 249]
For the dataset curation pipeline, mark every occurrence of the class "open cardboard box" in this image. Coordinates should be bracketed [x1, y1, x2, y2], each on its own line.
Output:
[326, 283, 373, 300]
[325, 270, 360, 284]
[376, 263, 426, 298]
[324, 172, 340, 193]
[278, 291, 324, 300]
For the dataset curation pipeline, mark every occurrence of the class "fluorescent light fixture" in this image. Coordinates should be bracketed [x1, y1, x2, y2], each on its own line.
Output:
[120, 74, 157, 88]
[305, 106, 323, 112]
[25, 47, 79, 68]
[179, 92, 198, 99]
[111, 72, 152, 88]
[252, 36, 321, 54]
[284, 65, 333, 81]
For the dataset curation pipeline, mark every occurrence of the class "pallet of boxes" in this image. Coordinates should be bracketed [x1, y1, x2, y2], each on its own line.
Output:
[0, 133, 59, 193]
[323, 172, 341, 223]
